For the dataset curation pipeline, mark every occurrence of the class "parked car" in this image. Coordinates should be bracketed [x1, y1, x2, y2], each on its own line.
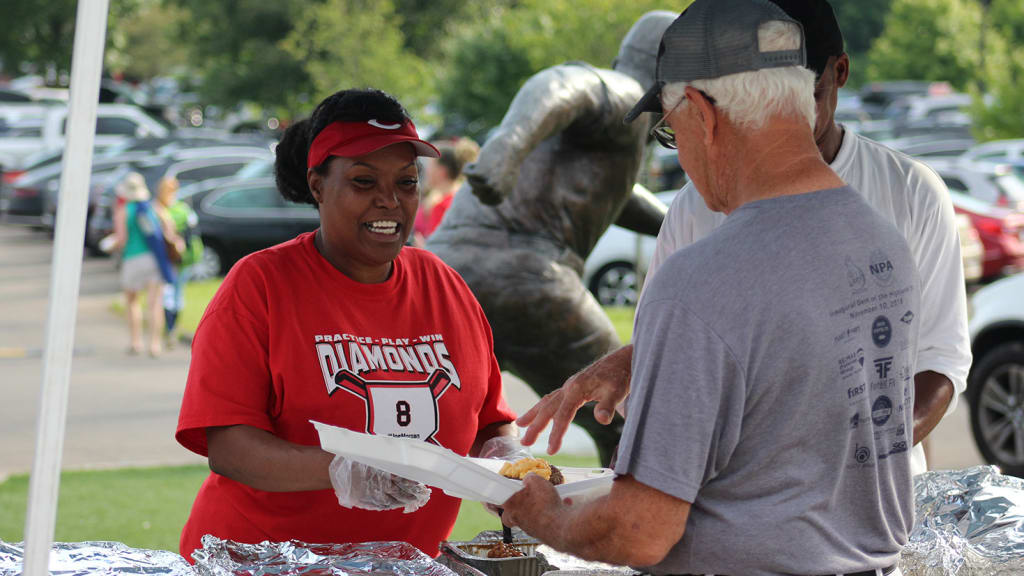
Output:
[943, 188, 1024, 279]
[583, 187, 674, 306]
[883, 93, 972, 139]
[2, 154, 129, 224]
[858, 81, 933, 119]
[958, 139, 1024, 172]
[956, 212, 985, 285]
[0, 88, 34, 102]
[937, 164, 1024, 212]
[83, 146, 273, 251]
[0, 103, 170, 170]
[967, 272, 1024, 477]
[183, 177, 320, 279]
[884, 136, 976, 163]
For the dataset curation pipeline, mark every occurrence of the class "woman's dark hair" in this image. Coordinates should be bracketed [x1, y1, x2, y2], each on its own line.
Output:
[275, 89, 411, 205]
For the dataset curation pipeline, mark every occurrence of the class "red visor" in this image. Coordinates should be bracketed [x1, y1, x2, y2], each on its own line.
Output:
[307, 119, 440, 168]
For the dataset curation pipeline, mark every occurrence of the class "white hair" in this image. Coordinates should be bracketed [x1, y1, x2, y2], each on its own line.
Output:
[661, 20, 816, 131]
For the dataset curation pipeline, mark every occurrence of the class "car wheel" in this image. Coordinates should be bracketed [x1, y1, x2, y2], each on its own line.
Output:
[968, 342, 1024, 477]
[589, 261, 638, 307]
[190, 242, 224, 281]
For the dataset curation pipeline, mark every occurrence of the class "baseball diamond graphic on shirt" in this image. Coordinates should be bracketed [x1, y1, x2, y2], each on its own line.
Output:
[331, 369, 453, 444]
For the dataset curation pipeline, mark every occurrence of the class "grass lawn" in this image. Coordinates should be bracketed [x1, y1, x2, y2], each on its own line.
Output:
[0, 454, 600, 552]
[108, 279, 224, 336]
[112, 278, 636, 344]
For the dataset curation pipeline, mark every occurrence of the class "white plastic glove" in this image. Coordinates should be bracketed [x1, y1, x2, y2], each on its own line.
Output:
[329, 455, 431, 514]
[479, 435, 531, 461]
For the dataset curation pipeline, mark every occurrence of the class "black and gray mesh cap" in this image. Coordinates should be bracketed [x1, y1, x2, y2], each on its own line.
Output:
[624, 0, 806, 123]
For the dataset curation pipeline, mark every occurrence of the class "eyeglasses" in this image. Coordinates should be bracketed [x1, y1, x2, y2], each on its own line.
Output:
[650, 90, 716, 150]
[650, 102, 681, 150]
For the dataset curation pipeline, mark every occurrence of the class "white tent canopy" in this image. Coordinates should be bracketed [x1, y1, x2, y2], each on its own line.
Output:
[22, 1, 110, 574]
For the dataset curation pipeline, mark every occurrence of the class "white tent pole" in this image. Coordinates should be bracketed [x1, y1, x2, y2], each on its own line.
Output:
[22, 1, 110, 574]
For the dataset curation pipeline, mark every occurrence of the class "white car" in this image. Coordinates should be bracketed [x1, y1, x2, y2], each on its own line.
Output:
[967, 272, 1024, 477]
[957, 139, 1024, 172]
[0, 103, 169, 170]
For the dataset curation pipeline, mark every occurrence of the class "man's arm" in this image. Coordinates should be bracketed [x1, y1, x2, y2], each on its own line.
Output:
[613, 183, 667, 236]
[913, 371, 955, 445]
[464, 65, 644, 205]
[500, 473, 689, 567]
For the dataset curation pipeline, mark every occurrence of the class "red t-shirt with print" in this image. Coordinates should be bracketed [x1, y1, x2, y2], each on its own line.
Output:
[175, 232, 515, 561]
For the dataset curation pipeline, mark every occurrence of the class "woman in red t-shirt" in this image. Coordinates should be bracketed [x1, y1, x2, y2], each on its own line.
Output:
[175, 89, 521, 561]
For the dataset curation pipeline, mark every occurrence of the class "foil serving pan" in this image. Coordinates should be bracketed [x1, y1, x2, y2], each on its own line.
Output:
[443, 531, 555, 576]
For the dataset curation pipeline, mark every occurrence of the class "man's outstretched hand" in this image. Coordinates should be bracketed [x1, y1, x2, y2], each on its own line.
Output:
[517, 345, 633, 454]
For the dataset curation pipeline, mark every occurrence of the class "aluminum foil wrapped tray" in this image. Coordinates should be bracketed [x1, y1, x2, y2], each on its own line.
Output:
[899, 466, 1024, 576]
[0, 540, 195, 575]
[192, 536, 458, 576]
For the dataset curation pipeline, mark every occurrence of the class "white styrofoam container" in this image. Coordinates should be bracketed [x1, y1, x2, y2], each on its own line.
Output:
[312, 420, 614, 505]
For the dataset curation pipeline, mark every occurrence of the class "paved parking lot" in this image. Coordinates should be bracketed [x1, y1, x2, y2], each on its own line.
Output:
[0, 220, 984, 479]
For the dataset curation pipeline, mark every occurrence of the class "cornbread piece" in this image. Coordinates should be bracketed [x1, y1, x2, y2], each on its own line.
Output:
[498, 458, 565, 485]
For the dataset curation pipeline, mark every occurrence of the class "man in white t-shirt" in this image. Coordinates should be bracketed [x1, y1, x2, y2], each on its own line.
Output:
[518, 0, 970, 476]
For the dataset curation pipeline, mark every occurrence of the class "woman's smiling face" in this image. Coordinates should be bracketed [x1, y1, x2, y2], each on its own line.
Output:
[308, 142, 420, 283]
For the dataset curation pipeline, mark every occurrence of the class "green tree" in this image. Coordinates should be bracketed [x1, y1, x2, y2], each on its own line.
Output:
[392, 0, 509, 60]
[831, 0, 893, 87]
[0, 0, 85, 79]
[970, 49, 1024, 141]
[988, 0, 1024, 44]
[437, 17, 534, 139]
[283, 0, 433, 117]
[438, 0, 686, 140]
[969, 0, 1024, 141]
[167, 0, 312, 113]
[866, 0, 986, 91]
[832, 0, 893, 56]
[106, 1, 190, 81]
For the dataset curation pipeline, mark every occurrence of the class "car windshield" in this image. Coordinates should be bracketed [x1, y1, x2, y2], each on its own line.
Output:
[234, 159, 272, 179]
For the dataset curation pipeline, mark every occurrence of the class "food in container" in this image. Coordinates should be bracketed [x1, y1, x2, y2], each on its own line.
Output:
[498, 458, 565, 485]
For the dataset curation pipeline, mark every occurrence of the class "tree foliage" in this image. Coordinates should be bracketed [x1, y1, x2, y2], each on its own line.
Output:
[0, 0, 80, 79]
[438, 0, 688, 140]
[831, 0, 893, 87]
[166, 0, 312, 113]
[866, 0, 986, 91]
[106, 2, 190, 81]
[970, 0, 1024, 141]
[283, 0, 434, 118]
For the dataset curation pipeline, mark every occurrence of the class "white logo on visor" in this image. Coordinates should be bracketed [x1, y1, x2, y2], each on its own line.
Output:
[368, 119, 402, 130]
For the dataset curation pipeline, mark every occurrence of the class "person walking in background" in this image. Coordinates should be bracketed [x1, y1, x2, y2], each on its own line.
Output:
[112, 172, 181, 357]
[412, 137, 479, 247]
[155, 176, 203, 347]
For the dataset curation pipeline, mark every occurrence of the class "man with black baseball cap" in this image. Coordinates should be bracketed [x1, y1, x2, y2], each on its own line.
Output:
[502, 1, 916, 574]
[520, 0, 968, 483]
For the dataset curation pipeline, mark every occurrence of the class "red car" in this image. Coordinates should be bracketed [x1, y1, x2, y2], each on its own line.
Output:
[948, 191, 1024, 279]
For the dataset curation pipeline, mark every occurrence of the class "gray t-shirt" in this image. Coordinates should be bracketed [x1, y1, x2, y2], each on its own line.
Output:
[616, 187, 919, 576]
